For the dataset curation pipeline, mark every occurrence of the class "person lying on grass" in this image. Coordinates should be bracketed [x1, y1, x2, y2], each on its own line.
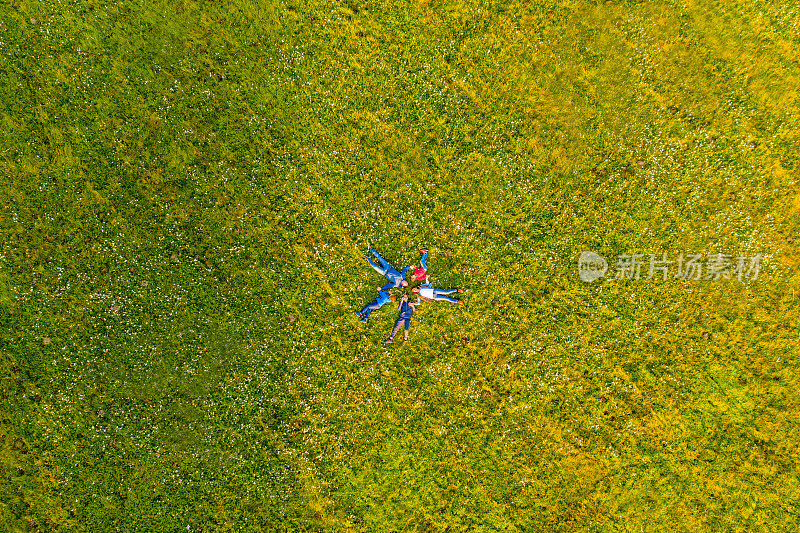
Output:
[355, 290, 396, 323]
[366, 247, 411, 290]
[412, 248, 429, 282]
[385, 294, 418, 345]
[411, 280, 464, 304]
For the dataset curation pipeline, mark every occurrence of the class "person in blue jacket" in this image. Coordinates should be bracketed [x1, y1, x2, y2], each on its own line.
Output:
[366, 247, 411, 290]
[355, 290, 396, 323]
[384, 294, 418, 344]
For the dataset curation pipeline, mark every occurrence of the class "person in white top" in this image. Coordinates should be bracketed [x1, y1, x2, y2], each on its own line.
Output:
[411, 280, 464, 304]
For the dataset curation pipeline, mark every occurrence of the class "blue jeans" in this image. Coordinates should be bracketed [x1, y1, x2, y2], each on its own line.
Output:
[419, 251, 428, 271]
[367, 257, 389, 277]
[368, 248, 392, 270]
[368, 249, 405, 287]
[389, 316, 411, 339]
[432, 288, 458, 303]
[358, 301, 382, 321]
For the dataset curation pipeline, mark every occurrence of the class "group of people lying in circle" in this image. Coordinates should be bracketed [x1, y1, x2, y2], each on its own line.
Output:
[355, 247, 464, 344]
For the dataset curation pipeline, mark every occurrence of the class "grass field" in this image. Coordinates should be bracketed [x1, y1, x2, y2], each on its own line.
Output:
[2, 0, 800, 531]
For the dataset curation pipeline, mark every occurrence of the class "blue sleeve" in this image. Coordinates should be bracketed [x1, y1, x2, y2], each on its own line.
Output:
[381, 281, 394, 291]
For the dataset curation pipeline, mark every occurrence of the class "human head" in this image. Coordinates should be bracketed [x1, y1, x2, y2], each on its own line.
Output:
[411, 287, 420, 294]
[401, 294, 408, 301]
[388, 294, 397, 302]
[401, 280, 409, 287]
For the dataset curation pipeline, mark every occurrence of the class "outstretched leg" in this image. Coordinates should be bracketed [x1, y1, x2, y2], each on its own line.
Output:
[419, 250, 428, 271]
[388, 317, 404, 340]
[367, 256, 389, 277]
[432, 294, 459, 303]
[369, 248, 393, 270]
[358, 300, 381, 321]
[434, 288, 459, 296]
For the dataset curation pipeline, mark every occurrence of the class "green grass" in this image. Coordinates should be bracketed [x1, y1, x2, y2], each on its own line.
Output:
[1, 0, 799, 531]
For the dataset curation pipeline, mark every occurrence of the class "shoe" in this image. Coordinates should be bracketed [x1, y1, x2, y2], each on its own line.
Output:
[420, 248, 428, 254]
[402, 339, 408, 345]
[384, 338, 393, 344]
[457, 288, 464, 293]
[360, 318, 368, 323]
[457, 300, 464, 305]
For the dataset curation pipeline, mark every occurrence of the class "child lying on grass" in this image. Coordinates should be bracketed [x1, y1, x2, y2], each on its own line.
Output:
[412, 248, 429, 281]
[355, 290, 396, 323]
[385, 294, 418, 345]
[411, 282, 464, 304]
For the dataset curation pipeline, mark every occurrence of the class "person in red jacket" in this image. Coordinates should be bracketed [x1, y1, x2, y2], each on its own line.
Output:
[411, 249, 429, 282]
